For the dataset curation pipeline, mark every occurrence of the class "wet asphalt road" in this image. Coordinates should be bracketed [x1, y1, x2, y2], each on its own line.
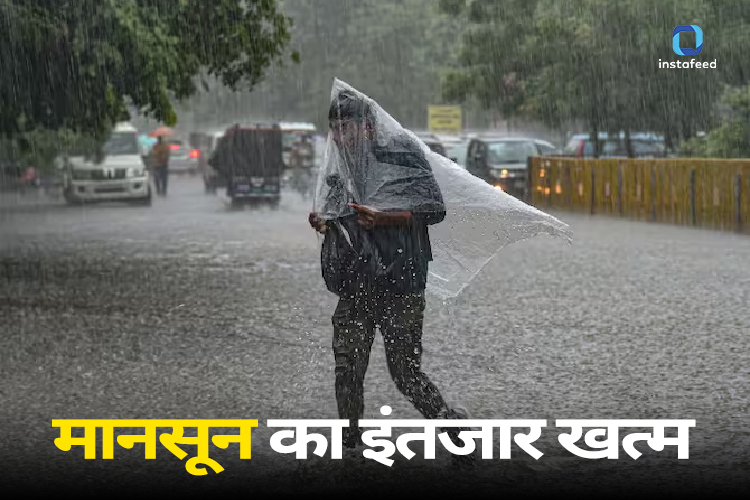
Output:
[1, 177, 749, 497]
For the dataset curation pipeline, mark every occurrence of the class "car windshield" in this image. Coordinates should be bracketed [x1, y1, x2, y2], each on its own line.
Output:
[487, 141, 533, 164]
[102, 132, 140, 156]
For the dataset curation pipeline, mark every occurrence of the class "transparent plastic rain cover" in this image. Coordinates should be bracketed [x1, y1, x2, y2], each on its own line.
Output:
[313, 79, 572, 299]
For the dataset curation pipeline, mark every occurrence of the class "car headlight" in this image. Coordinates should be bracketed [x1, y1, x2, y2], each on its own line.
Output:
[128, 167, 145, 178]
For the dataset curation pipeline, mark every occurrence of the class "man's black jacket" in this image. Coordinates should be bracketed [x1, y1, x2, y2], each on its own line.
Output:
[320, 138, 445, 297]
[321, 211, 444, 297]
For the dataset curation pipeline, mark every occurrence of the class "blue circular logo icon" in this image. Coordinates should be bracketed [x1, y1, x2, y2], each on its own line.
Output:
[673, 25, 703, 56]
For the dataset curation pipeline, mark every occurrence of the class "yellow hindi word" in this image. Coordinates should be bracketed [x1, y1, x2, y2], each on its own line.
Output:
[51, 419, 258, 476]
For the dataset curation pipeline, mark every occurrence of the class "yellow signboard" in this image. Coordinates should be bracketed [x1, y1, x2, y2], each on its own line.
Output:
[428, 105, 462, 134]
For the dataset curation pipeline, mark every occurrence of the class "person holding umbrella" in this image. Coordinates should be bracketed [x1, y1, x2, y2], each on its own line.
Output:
[148, 127, 173, 196]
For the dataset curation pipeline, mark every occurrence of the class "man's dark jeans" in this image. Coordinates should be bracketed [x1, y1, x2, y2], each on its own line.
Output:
[332, 290, 449, 443]
[153, 166, 169, 195]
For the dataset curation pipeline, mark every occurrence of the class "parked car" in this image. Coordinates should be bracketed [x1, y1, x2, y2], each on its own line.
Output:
[563, 132, 671, 158]
[465, 137, 558, 199]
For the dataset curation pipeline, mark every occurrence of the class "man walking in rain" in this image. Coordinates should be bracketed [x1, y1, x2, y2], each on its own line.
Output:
[149, 136, 171, 196]
[309, 89, 476, 467]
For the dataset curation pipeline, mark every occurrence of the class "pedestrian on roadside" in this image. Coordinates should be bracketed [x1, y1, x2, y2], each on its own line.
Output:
[149, 136, 171, 196]
[309, 89, 476, 468]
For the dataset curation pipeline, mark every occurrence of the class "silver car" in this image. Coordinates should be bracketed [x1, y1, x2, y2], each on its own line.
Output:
[167, 138, 200, 175]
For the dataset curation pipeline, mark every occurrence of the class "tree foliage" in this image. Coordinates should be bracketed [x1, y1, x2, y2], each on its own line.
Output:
[682, 84, 750, 158]
[0, 0, 294, 141]
[181, 0, 472, 130]
[442, 0, 750, 154]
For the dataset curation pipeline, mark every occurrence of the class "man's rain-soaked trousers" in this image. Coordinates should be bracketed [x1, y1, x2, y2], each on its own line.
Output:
[331, 290, 450, 444]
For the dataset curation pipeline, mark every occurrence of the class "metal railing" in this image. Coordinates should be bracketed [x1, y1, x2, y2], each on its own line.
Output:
[528, 157, 750, 233]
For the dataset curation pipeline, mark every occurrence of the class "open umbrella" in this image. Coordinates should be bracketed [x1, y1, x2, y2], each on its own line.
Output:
[148, 126, 175, 138]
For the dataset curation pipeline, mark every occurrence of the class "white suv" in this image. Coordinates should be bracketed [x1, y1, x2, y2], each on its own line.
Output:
[62, 123, 152, 205]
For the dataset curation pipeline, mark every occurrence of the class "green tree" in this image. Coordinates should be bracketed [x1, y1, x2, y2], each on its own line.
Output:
[441, 0, 749, 156]
[0, 0, 294, 141]
[683, 85, 750, 158]
[182, 0, 470, 130]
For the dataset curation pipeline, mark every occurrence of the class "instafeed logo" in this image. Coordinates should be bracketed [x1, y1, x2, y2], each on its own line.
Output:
[659, 25, 716, 69]
[673, 25, 703, 55]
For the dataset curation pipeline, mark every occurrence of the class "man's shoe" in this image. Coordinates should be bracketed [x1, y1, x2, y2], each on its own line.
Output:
[448, 406, 470, 421]
[442, 406, 478, 469]
[343, 429, 364, 449]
